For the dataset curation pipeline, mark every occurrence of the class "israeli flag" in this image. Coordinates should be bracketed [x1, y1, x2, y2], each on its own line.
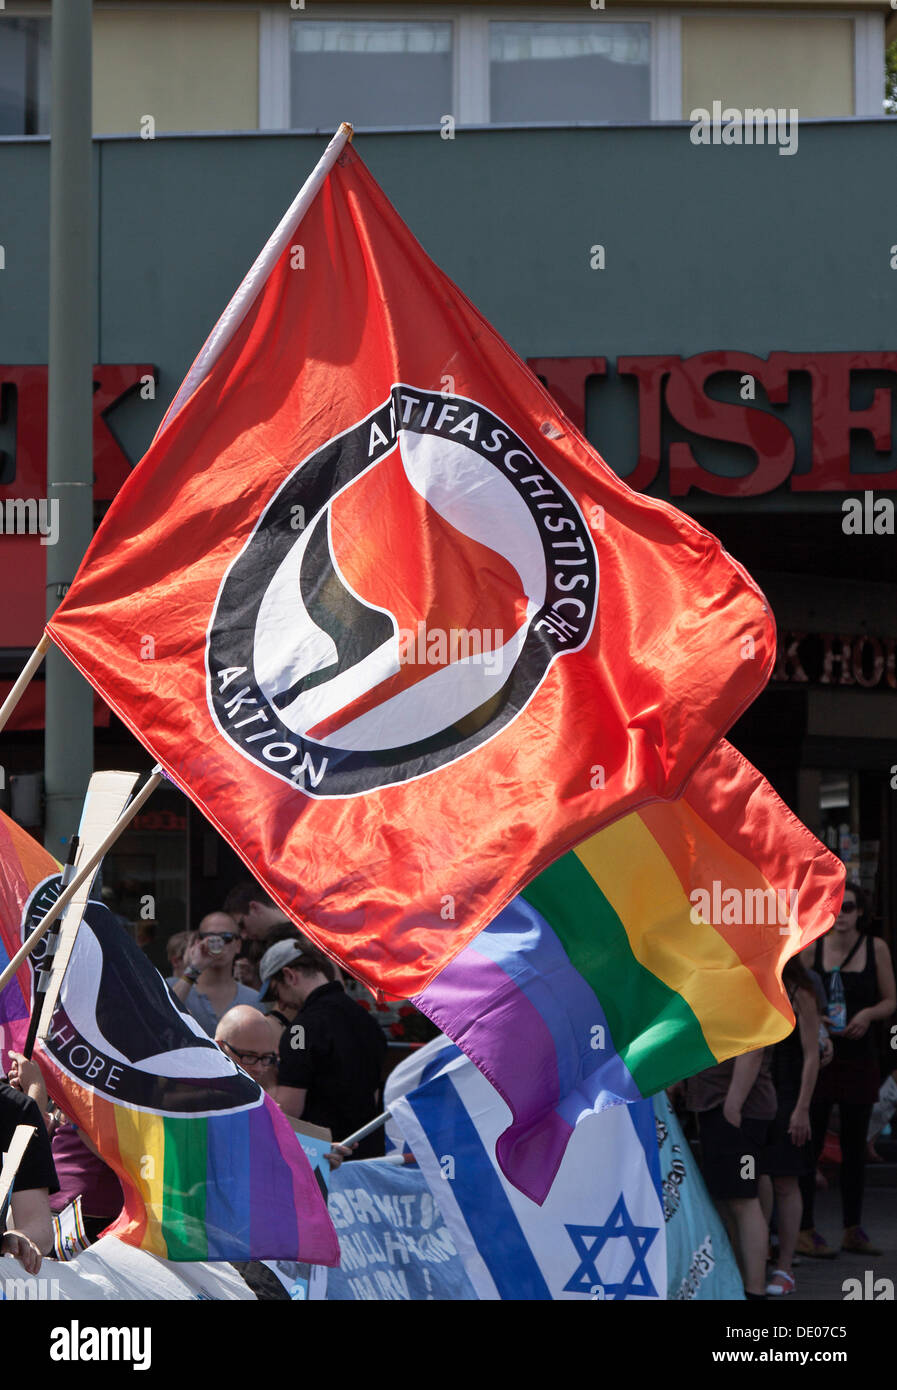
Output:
[386, 1037, 666, 1301]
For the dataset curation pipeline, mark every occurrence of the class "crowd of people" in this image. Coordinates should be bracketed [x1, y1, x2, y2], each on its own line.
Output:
[677, 882, 897, 1298]
[2, 878, 895, 1299]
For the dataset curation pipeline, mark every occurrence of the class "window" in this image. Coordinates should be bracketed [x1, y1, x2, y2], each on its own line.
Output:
[0, 17, 50, 136]
[489, 21, 651, 124]
[289, 20, 453, 130]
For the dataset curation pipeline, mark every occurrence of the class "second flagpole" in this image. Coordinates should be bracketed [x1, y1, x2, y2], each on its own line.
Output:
[0, 634, 50, 736]
[0, 768, 163, 999]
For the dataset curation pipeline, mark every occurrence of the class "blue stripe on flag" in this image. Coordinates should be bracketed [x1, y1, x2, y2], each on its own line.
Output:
[407, 1071, 552, 1301]
[478, 900, 641, 1108]
[204, 1108, 252, 1261]
[419, 1042, 461, 1089]
[627, 1098, 663, 1197]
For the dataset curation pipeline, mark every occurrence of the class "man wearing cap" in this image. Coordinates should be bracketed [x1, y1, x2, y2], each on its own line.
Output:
[259, 939, 387, 1158]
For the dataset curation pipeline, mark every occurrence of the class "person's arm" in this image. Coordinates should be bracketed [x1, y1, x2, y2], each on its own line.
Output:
[170, 935, 210, 1003]
[7, 1053, 51, 1131]
[788, 989, 820, 1146]
[722, 1050, 764, 1127]
[3, 1188, 53, 1274]
[842, 939, 897, 1038]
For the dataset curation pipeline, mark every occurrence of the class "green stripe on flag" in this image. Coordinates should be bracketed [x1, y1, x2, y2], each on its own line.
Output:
[161, 1116, 209, 1260]
[522, 850, 717, 1095]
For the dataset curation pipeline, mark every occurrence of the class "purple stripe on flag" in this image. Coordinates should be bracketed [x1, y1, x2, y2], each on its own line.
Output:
[250, 1096, 339, 1265]
[248, 1099, 298, 1258]
[0, 941, 28, 1028]
[415, 945, 576, 1203]
[0, 979, 27, 1027]
[413, 898, 643, 1204]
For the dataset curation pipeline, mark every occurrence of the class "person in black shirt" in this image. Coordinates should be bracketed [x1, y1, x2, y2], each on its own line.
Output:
[1, 1077, 59, 1274]
[260, 940, 387, 1158]
[798, 882, 896, 1257]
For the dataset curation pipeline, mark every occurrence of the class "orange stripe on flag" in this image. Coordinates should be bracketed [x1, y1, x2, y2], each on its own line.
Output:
[637, 797, 793, 1027]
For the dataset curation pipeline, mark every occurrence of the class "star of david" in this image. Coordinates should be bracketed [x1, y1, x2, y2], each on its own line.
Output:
[563, 1194, 659, 1299]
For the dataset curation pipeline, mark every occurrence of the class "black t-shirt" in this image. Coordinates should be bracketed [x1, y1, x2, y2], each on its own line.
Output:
[0, 1080, 59, 1195]
[277, 982, 387, 1157]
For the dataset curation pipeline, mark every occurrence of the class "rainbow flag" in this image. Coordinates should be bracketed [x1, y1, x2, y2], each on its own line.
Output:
[0, 811, 339, 1264]
[413, 740, 845, 1204]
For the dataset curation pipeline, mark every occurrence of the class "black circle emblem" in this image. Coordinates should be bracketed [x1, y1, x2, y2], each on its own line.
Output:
[20, 883, 260, 1115]
[207, 385, 598, 798]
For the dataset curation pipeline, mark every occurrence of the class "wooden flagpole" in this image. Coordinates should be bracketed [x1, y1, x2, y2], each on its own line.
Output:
[0, 1124, 37, 1228]
[0, 768, 163, 998]
[0, 633, 50, 736]
[36, 770, 140, 1044]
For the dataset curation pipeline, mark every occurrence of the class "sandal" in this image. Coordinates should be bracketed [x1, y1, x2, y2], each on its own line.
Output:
[766, 1269, 795, 1296]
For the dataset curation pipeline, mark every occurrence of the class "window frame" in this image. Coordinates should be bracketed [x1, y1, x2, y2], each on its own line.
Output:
[259, 3, 681, 132]
[259, 3, 888, 131]
[0, 8, 52, 137]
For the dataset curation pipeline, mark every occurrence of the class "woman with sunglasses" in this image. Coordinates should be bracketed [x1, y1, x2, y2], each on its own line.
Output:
[170, 912, 263, 1037]
[797, 883, 896, 1257]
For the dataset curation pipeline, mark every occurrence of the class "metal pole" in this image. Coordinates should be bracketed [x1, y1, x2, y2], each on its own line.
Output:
[44, 0, 95, 855]
[336, 1110, 391, 1150]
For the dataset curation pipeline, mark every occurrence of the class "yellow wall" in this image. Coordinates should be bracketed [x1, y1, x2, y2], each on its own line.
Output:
[682, 15, 855, 118]
[93, 8, 259, 134]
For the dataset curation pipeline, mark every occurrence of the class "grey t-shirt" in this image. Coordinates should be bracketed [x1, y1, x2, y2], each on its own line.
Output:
[180, 982, 263, 1038]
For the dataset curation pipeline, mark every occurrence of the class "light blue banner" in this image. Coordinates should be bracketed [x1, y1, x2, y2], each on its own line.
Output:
[327, 1158, 477, 1301]
[653, 1093, 744, 1301]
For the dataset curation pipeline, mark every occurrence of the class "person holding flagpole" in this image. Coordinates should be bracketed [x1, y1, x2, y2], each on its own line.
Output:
[1, 1071, 58, 1274]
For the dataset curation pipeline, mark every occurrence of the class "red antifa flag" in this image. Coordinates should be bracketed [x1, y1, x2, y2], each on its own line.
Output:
[47, 130, 775, 998]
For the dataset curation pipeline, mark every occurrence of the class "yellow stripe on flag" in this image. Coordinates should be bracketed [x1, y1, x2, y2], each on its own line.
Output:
[115, 1107, 168, 1258]
[573, 814, 791, 1060]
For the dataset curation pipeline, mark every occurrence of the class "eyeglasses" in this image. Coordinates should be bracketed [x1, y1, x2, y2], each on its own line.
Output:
[199, 932, 238, 944]
[840, 903, 858, 913]
[221, 1042, 277, 1068]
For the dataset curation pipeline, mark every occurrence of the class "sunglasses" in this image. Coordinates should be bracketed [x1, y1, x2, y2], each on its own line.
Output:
[840, 903, 858, 913]
[222, 1043, 277, 1068]
[199, 932, 238, 944]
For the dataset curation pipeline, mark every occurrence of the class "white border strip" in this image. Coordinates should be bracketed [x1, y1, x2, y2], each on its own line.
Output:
[259, 6, 291, 131]
[652, 12, 682, 122]
[854, 12, 885, 118]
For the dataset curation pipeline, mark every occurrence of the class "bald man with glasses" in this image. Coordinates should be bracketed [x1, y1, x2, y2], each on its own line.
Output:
[215, 1006, 281, 1091]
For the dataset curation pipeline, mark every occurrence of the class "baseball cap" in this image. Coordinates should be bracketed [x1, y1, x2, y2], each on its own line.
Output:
[258, 939, 306, 1000]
